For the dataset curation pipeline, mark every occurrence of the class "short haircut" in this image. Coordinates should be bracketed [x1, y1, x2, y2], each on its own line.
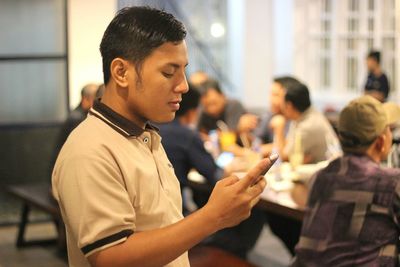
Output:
[274, 76, 302, 91]
[100, 6, 187, 84]
[81, 84, 98, 98]
[284, 81, 311, 113]
[197, 78, 223, 95]
[367, 50, 381, 64]
[176, 84, 201, 117]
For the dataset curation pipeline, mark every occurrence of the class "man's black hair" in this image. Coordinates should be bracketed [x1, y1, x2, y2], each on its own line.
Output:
[197, 78, 223, 95]
[274, 76, 302, 91]
[284, 80, 311, 113]
[176, 84, 201, 117]
[367, 50, 381, 64]
[100, 6, 187, 84]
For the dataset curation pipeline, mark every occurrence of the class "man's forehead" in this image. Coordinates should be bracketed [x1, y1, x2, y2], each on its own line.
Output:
[151, 41, 188, 66]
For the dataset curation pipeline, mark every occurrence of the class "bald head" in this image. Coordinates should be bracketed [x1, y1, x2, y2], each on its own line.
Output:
[80, 83, 98, 111]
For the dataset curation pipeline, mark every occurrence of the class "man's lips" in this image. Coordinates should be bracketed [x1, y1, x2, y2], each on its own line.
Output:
[168, 100, 181, 111]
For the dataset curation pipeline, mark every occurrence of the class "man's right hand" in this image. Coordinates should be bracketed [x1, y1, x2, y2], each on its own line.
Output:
[203, 155, 278, 230]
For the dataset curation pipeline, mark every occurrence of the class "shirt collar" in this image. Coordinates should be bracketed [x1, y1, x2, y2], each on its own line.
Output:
[89, 100, 158, 137]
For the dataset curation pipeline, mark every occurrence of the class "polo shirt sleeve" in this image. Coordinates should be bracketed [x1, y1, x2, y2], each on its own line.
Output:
[54, 153, 135, 257]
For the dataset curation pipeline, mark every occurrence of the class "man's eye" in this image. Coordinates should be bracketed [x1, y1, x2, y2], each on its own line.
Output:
[162, 72, 173, 78]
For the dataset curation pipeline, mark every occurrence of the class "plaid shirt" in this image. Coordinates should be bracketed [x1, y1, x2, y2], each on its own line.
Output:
[292, 154, 400, 267]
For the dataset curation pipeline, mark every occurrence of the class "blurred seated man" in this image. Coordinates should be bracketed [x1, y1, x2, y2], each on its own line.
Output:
[254, 76, 298, 155]
[364, 50, 390, 102]
[50, 83, 100, 173]
[197, 78, 258, 146]
[158, 84, 225, 212]
[293, 95, 400, 267]
[275, 79, 340, 163]
[159, 84, 265, 259]
[57, 83, 99, 147]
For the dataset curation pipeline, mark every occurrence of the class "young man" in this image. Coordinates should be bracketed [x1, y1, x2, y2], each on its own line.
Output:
[254, 76, 298, 155]
[275, 79, 340, 163]
[52, 7, 275, 267]
[364, 50, 390, 102]
[197, 78, 258, 135]
[293, 95, 400, 266]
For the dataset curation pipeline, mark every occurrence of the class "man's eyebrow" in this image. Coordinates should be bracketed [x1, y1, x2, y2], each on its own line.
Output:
[165, 62, 189, 68]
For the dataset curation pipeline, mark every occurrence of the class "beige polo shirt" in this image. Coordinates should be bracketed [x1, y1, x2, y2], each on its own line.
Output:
[284, 107, 341, 163]
[52, 101, 189, 267]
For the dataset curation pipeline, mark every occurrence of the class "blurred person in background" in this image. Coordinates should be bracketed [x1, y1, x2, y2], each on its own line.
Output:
[50, 83, 102, 174]
[197, 78, 259, 148]
[57, 83, 99, 147]
[159, 84, 265, 259]
[274, 79, 340, 164]
[293, 95, 400, 266]
[158, 84, 225, 213]
[364, 50, 390, 102]
[254, 76, 298, 156]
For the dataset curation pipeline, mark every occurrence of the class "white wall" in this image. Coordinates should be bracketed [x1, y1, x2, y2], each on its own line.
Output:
[68, 0, 116, 109]
[240, 0, 274, 110]
[227, 0, 294, 111]
[272, 0, 293, 76]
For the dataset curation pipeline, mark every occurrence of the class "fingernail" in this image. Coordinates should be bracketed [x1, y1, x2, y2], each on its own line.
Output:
[269, 154, 279, 162]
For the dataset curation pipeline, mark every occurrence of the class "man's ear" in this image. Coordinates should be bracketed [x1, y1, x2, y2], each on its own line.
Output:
[374, 134, 385, 153]
[110, 58, 129, 87]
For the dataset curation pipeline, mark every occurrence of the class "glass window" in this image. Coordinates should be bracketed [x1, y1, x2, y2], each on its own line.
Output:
[0, 61, 67, 123]
[322, 20, 331, 32]
[321, 57, 331, 87]
[346, 57, 358, 90]
[322, 0, 332, 13]
[348, 18, 359, 32]
[0, 0, 65, 55]
[347, 38, 358, 50]
[321, 38, 331, 50]
[368, 0, 374, 11]
[348, 0, 360, 12]
[368, 18, 374, 32]
[0, 0, 67, 124]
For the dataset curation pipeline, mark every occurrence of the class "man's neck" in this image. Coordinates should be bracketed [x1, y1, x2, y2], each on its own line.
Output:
[365, 148, 382, 164]
[101, 86, 147, 129]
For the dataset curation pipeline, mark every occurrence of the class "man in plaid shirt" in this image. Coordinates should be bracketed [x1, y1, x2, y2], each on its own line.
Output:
[292, 95, 400, 266]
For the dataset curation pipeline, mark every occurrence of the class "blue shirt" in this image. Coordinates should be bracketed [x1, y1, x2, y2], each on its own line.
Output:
[158, 119, 223, 188]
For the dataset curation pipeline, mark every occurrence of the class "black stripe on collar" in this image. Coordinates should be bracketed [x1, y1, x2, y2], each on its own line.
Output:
[91, 100, 158, 137]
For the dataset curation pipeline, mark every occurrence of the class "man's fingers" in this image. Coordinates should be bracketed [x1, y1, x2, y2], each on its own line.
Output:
[219, 175, 240, 187]
[250, 195, 262, 208]
[247, 178, 267, 198]
[236, 154, 278, 191]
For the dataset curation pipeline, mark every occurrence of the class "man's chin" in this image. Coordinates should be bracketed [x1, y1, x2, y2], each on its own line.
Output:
[152, 113, 176, 124]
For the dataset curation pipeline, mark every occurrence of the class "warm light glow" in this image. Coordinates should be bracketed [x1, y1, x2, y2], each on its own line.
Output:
[210, 22, 225, 38]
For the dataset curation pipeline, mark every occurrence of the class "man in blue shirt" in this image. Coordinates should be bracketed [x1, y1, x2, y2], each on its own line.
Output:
[159, 84, 224, 212]
[364, 50, 390, 102]
[159, 83, 265, 259]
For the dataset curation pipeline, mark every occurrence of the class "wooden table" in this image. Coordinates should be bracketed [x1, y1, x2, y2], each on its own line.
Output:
[188, 170, 308, 222]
